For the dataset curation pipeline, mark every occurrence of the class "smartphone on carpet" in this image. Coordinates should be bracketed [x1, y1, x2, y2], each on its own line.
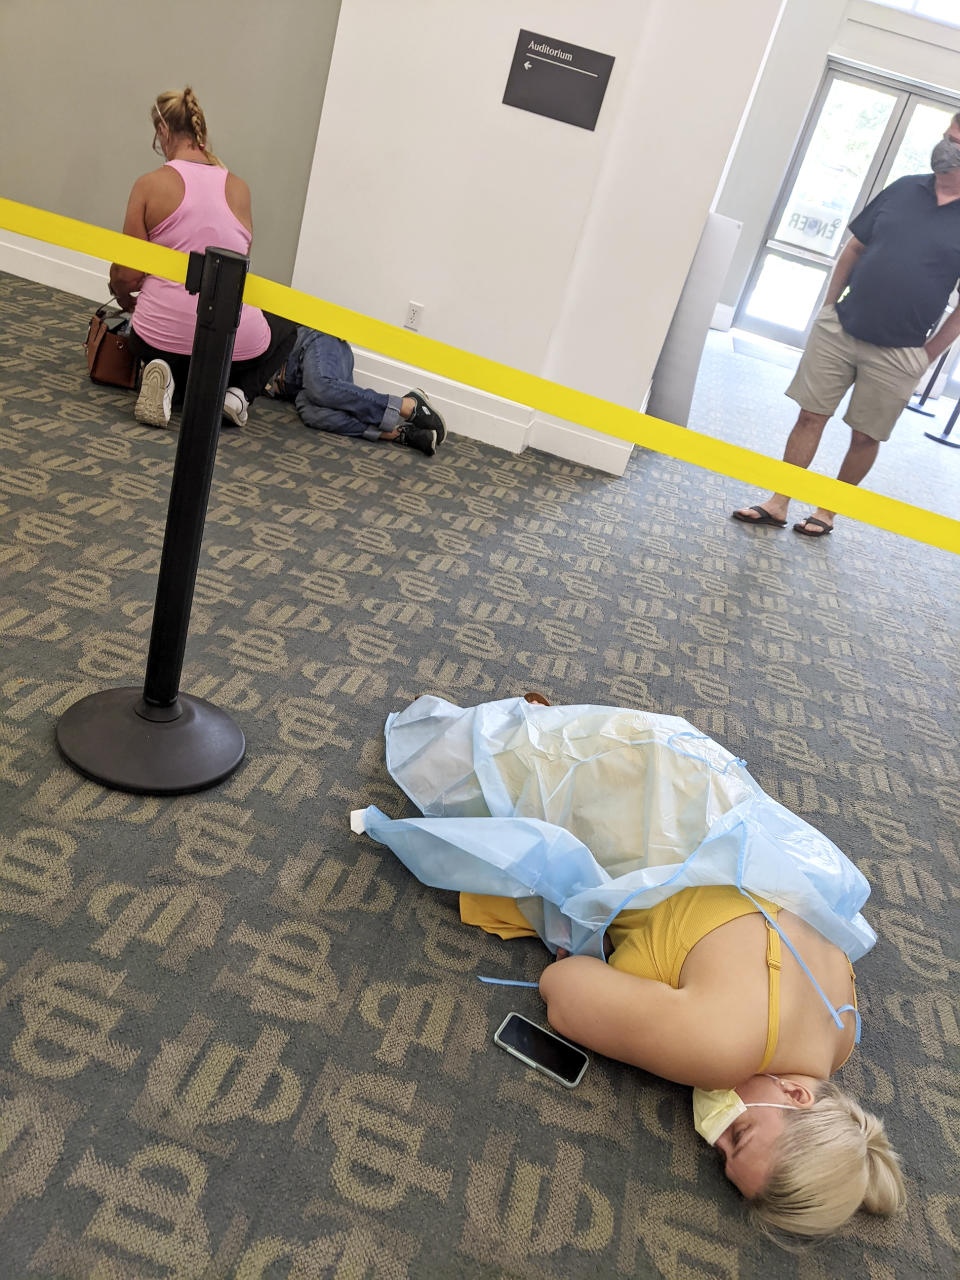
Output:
[493, 1012, 589, 1088]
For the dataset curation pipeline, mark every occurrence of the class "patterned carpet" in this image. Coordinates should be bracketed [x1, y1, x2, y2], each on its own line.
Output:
[0, 270, 958, 1279]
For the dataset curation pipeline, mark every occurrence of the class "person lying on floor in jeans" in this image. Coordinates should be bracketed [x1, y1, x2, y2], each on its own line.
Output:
[266, 326, 447, 456]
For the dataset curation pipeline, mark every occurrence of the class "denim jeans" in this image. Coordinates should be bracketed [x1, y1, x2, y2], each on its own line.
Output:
[282, 328, 402, 440]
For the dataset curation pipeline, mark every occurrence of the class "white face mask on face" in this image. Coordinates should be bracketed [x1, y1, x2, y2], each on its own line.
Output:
[153, 106, 170, 159]
[692, 1078, 797, 1146]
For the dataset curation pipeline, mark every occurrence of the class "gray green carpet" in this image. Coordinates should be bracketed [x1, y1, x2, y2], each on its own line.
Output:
[0, 271, 958, 1278]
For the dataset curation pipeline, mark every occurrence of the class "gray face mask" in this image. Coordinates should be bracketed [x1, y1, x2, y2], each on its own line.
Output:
[931, 139, 960, 174]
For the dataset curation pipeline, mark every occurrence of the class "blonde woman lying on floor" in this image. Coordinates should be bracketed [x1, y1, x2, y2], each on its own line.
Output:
[353, 692, 907, 1238]
[463, 885, 904, 1237]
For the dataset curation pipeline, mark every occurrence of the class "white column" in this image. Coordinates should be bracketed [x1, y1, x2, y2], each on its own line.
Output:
[294, 1, 787, 470]
[539, 0, 787, 409]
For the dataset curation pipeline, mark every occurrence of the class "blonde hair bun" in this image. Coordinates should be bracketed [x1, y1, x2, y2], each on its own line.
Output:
[861, 1113, 907, 1216]
[753, 1080, 906, 1238]
[151, 88, 222, 167]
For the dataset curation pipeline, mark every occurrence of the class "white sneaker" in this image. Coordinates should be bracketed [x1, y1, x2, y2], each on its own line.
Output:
[222, 386, 249, 427]
[135, 359, 173, 427]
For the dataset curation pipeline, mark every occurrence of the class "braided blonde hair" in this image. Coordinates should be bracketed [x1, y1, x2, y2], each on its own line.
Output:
[752, 1080, 906, 1238]
[152, 87, 223, 167]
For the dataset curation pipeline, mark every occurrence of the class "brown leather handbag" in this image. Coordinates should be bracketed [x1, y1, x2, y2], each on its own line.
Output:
[84, 304, 139, 388]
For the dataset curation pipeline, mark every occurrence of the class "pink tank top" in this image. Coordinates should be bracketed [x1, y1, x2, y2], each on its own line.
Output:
[132, 160, 270, 360]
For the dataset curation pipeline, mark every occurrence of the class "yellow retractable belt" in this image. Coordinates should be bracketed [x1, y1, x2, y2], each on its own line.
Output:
[2, 194, 958, 555]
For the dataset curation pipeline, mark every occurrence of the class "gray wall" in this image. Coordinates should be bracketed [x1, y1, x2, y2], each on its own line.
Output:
[0, 0, 341, 285]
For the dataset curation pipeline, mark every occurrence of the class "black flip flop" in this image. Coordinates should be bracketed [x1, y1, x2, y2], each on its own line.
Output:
[732, 505, 787, 528]
[793, 516, 833, 537]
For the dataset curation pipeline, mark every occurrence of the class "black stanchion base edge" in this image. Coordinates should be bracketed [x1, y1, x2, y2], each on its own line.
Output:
[924, 432, 960, 448]
[56, 687, 245, 795]
[905, 403, 937, 417]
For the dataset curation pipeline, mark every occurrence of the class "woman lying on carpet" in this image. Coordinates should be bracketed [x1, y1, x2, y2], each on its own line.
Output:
[352, 694, 906, 1239]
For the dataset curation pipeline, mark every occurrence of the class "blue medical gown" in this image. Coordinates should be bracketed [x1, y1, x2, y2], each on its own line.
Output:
[352, 697, 876, 963]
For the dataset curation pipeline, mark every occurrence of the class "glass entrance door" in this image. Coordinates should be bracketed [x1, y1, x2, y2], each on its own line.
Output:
[736, 66, 960, 349]
[883, 100, 956, 185]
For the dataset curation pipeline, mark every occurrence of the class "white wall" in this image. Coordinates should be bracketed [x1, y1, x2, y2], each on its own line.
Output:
[294, 0, 785, 469]
[834, 0, 960, 82]
[0, 0, 341, 290]
[538, 0, 785, 407]
[295, 5, 650, 374]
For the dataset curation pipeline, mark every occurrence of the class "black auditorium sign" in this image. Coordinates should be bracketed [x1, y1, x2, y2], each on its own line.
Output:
[503, 30, 615, 131]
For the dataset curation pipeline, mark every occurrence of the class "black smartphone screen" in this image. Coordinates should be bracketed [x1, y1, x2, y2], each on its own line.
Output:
[495, 1013, 588, 1086]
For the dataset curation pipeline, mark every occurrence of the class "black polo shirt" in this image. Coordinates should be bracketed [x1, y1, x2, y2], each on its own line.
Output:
[836, 174, 960, 347]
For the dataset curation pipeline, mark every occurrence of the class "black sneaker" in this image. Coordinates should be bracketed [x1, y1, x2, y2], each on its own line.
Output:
[405, 388, 446, 444]
[401, 424, 437, 456]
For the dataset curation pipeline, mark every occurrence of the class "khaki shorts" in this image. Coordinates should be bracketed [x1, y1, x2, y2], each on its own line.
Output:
[786, 303, 930, 442]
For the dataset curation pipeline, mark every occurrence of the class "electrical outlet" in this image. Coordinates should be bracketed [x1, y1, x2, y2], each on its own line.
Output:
[404, 300, 424, 331]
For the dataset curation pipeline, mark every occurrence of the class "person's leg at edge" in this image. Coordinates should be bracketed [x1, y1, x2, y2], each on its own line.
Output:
[733, 408, 830, 524]
[793, 428, 879, 534]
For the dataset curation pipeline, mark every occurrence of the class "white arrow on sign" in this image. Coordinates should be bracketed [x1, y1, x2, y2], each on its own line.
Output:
[523, 60, 531, 70]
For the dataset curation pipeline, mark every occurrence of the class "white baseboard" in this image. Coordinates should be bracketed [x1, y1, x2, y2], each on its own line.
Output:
[0, 232, 110, 302]
[0, 241, 633, 474]
[353, 349, 633, 476]
[526, 411, 632, 474]
[710, 302, 735, 331]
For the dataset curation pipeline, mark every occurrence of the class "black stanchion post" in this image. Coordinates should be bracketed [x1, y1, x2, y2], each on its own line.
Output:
[141, 247, 246, 713]
[905, 348, 949, 417]
[56, 247, 249, 793]
[924, 395, 960, 449]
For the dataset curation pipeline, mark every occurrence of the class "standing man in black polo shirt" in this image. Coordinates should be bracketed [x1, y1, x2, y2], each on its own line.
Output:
[734, 114, 960, 537]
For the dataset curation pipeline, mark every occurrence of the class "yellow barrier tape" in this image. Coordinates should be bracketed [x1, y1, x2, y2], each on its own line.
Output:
[3, 195, 958, 555]
[0, 197, 186, 286]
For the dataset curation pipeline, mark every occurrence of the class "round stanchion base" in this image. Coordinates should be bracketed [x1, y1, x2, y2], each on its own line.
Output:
[905, 403, 937, 417]
[56, 687, 245, 795]
[924, 432, 960, 448]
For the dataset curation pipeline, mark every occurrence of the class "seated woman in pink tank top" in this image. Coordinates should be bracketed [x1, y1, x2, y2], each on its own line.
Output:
[109, 87, 295, 429]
